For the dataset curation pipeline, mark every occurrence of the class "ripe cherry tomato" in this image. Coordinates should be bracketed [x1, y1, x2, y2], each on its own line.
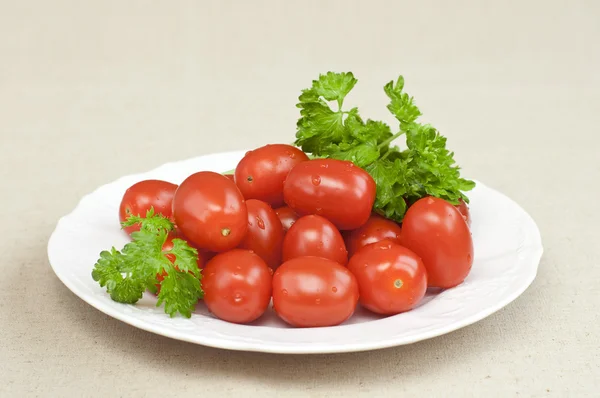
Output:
[455, 199, 471, 227]
[235, 144, 309, 207]
[119, 180, 178, 235]
[283, 158, 376, 230]
[347, 239, 427, 315]
[401, 197, 474, 288]
[172, 171, 248, 252]
[155, 232, 204, 294]
[202, 249, 272, 324]
[272, 256, 359, 327]
[344, 214, 403, 258]
[238, 199, 284, 269]
[274, 206, 299, 233]
[282, 215, 348, 265]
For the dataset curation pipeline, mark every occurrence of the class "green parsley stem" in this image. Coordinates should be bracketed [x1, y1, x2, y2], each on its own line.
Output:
[380, 149, 392, 161]
[378, 131, 404, 149]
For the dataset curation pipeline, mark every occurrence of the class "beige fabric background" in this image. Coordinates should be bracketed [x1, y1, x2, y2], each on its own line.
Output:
[1, 1, 598, 396]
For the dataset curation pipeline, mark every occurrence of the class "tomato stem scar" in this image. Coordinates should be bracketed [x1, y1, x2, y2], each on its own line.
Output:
[394, 279, 403, 288]
[221, 228, 231, 237]
[247, 176, 253, 183]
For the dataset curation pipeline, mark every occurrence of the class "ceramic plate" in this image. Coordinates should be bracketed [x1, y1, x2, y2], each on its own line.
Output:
[47, 150, 543, 354]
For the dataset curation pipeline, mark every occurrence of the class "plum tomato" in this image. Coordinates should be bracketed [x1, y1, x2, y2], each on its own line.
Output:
[238, 199, 284, 270]
[347, 239, 427, 315]
[119, 179, 178, 235]
[234, 144, 309, 207]
[202, 249, 272, 324]
[282, 215, 348, 265]
[172, 171, 248, 252]
[274, 206, 299, 233]
[272, 256, 359, 327]
[401, 197, 474, 288]
[344, 214, 403, 258]
[283, 158, 376, 230]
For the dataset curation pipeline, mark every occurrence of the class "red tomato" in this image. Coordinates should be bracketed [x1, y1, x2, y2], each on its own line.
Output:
[401, 197, 474, 288]
[238, 199, 284, 269]
[283, 158, 376, 230]
[235, 144, 309, 207]
[155, 232, 204, 294]
[455, 199, 471, 227]
[344, 214, 403, 258]
[172, 171, 248, 252]
[347, 239, 427, 315]
[282, 215, 348, 265]
[274, 206, 299, 233]
[119, 180, 178, 235]
[272, 256, 359, 327]
[202, 249, 272, 324]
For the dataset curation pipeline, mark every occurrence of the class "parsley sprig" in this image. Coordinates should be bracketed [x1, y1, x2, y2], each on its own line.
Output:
[295, 72, 475, 222]
[91, 208, 203, 318]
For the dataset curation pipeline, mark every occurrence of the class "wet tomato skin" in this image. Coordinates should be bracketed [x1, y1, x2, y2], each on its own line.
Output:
[274, 206, 299, 233]
[344, 214, 403, 258]
[283, 158, 376, 230]
[238, 199, 284, 270]
[202, 249, 272, 324]
[172, 171, 248, 252]
[455, 199, 471, 227]
[282, 215, 348, 265]
[347, 239, 427, 315]
[272, 256, 359, 327]
[401, 197, 474, 288]
[119, 180, 178, 235]
[235, 144, 309, 207]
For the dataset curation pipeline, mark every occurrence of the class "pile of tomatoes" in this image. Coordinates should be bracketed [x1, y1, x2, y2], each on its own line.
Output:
[119, 144, 474, 327]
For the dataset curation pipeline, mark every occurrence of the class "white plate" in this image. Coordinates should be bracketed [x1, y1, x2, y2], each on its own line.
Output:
[47, 150, 543, 354]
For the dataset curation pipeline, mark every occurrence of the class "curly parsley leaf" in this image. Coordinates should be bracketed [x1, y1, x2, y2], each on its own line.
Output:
[92, 209, 203, 317]
[312, 71, 358, 104]
[383, 76, 422, 128]
[295, 72, 395, 165]
[157, 269, 203, 319]
[121, 207, 174, 234]
[365, 157, 412, 220]
[403, 123, 476, 205]
[323, 139, 380, 167]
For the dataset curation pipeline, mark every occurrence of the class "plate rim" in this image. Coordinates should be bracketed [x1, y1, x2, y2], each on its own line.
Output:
[47, 150, 544, 354]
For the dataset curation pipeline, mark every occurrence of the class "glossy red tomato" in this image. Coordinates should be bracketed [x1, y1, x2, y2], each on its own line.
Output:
[282, 215, 348, 265]
[272, 256, 359, 327]
[274, 206, 299, 233]
[172, 171, 248, 252]
[348, 239, 427, 315]
[455, 199, 471, 227]
[283, 158, 376, 230]
[344, 214, 403, 258]
[401, 197, 474, 288]
[202, 249, 272, 324]
[238, 199, 284, 269]
[235, 144, 309, 207]
[119, 180, 178, 235]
